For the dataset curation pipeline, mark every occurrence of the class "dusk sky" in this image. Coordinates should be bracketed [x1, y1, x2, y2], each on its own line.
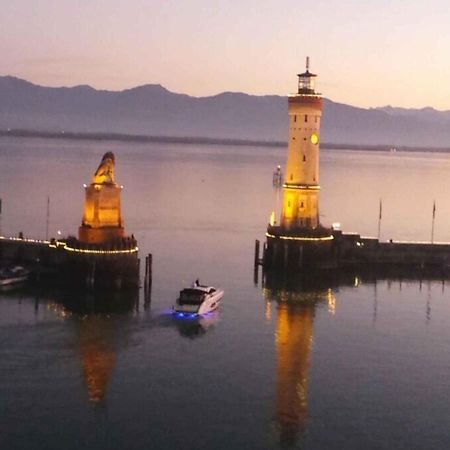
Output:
[2, 0, 450, 110]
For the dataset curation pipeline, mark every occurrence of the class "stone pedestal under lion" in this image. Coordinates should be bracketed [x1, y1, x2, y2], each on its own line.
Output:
[78, 152, 125, 244]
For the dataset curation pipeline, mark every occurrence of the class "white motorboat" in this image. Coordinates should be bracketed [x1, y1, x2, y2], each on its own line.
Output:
[173, 283, 224, 316]
[0, 265, 30, 287]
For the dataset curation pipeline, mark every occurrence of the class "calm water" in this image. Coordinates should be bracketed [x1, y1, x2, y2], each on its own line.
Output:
[1, 137, 450, 449]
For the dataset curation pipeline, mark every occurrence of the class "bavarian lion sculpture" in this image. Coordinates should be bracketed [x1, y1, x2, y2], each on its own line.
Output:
[92, 152, 116, 184]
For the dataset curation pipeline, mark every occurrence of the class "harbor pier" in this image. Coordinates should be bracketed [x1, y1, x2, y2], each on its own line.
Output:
[258, 231, 450, 276]
[0, 234, 139, 289]
[0, 152, 139, 290]
[334, 231, 450, 271]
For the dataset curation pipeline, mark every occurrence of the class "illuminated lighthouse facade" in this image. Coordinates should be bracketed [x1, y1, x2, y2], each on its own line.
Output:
[281, 58, 322, 231]
[265, 59, 334, 270]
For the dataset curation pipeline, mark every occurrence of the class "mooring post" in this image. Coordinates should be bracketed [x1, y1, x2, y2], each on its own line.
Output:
[137, 257, 140, 286]
[144, 255, 148, 284]
[298, 245, 303, 269]
[86, 260, 95, 289]
[147, 254, 152, 292]
[253, 262, 259, 286]
[144, 256, 148, 292]
[144, 253, 152, 305]
[254, 239, 260, 267]
[144, 256, 148, 305]
[283, 242, 289, 269]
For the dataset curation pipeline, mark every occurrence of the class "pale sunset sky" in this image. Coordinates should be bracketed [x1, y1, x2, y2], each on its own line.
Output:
[1, 0, 449, 110]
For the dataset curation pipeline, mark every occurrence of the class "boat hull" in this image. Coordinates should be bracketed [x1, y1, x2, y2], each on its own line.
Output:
[0, 266, 30, 287]
[0, 275, 28, 286]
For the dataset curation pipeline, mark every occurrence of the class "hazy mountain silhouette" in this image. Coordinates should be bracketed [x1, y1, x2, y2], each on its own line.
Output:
[1, 75, 450, 147]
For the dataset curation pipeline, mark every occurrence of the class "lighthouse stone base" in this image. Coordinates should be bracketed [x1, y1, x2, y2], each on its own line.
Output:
[265, 225, 336, 271]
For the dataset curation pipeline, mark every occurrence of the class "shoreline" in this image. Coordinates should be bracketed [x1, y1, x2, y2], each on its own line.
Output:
[1, 128, 449, 153]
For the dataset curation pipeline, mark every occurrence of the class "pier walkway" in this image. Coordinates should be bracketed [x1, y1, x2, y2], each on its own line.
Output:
[336, 231, 450, 269]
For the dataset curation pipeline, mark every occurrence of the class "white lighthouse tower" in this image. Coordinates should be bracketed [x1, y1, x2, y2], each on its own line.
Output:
[265, 59, 334, 270]
[281, 57, 322, 230]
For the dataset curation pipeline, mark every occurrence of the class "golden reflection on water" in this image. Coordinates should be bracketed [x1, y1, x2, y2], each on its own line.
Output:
[22, 294, 120, 405]
[44, 297, 121, 405]
[264, 284, 336, 446]
[265, 299, 272, 322]
[78, 316, 117, 405]
[327, 289, 336, 315]
[274, 302, 313, 445]
[44, 288, 138, 405]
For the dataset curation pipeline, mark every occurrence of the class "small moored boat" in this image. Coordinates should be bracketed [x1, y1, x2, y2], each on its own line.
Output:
[0, 265, 30, 287]
[173, 282, 224, 316]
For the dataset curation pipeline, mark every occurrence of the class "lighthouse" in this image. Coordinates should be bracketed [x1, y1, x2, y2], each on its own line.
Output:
[281, 57, 322, 230]
[265, 59, 334, 270]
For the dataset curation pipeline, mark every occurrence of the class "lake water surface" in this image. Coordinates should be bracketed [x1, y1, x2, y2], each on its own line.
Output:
[1, 137, 450, 449]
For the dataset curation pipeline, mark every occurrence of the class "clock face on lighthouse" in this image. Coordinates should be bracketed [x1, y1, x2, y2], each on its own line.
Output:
[310, 133, 319, 145]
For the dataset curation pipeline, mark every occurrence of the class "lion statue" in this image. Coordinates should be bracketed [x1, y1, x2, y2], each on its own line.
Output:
[92, 152, 116, 184]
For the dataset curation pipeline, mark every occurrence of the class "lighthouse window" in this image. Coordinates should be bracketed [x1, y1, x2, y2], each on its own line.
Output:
[290, 174, 293, 181]
[303, 155, 306, 162]
[304, 114, 308, 123]
[294, 115, 297, 123]
[300, 202, 304, 208]
[315, 116, 318, 123]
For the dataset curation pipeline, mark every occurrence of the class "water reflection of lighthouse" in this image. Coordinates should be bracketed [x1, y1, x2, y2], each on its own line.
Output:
[264, 284, 335, 446]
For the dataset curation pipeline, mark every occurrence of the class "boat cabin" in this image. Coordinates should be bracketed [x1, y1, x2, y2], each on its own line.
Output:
[178, 287, 216, 305]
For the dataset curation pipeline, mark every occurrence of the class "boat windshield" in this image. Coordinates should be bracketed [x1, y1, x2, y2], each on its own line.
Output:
[179, 289, 206, 305]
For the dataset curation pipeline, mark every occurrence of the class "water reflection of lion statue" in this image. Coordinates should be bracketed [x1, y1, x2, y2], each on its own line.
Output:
[92, 152, 116, 184]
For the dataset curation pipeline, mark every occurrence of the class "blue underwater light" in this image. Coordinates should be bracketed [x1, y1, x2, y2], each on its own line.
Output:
[172, 311, 199, 320]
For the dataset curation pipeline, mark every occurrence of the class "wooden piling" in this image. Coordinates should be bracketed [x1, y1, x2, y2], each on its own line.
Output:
[147, 254, 152, 291]
[86, 261, 95, 289]
[253, 262, 259, 286]
[298, 245, 303, 269]
[254, 240, 260, 267]
[144, 256, 148, 290]
[144, 253, 152, 305]
[283, 242, 289, 269]
[137, 258, 140, 284]
[144, 256, 147, 282]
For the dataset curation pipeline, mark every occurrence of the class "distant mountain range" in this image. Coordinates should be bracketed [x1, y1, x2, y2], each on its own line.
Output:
[1, 75, 450, 148]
